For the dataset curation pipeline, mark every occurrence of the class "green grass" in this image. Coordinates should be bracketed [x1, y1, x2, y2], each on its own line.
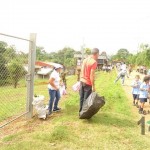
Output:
[1, 71, 150, 150]
[0, 77, 49, 122]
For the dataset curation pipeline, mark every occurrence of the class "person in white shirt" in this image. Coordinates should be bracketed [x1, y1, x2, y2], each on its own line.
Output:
[114, 69, 129, 85]
[131, 75, 141, 107]
[48, 64, 63, 115]
[120, 62, 127, 71]
[139, 76, 150, 114]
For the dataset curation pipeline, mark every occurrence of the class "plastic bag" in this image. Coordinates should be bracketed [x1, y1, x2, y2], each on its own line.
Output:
[60, 85, 67, 97]
[32, 95, 47, 119]
[72, 81, 80, 92]
[79, 92, 105, 119]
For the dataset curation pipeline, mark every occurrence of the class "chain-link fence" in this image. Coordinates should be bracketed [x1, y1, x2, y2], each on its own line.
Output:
[0, 33, 36, 128]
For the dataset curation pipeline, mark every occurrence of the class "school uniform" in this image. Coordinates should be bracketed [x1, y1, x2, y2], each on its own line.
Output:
[139, 83, 149, 103]
[131, 80, 141, 100]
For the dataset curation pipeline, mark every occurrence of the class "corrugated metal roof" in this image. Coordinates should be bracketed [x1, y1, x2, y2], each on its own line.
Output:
[37, 68, 52, 75]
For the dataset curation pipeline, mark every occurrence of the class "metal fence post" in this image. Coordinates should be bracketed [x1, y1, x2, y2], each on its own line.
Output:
[26, 33, 36, 119]
[137, 116, 145, 135]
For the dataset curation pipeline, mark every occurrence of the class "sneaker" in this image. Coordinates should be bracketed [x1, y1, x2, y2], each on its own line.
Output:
[139, 110, 142, 114]
[53, 108, 61, 112]
[139, 107, 141, 113]
[143, 110, 146, 115]
[48, 111, 52, 115]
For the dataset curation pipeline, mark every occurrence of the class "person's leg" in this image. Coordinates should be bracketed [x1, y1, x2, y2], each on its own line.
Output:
[83, 84, 92, 103]
[48, 89, 56, 113]
[54, 90, 61, 110]
[115, 74, 121, 83]
[133, 94, 136, 106]
[79, 83, 84, 112]
[121, 76, 125, 85]
[141, 102, 145, 109]
[135, 95, 139, 108]
[139, 99, 145, 113]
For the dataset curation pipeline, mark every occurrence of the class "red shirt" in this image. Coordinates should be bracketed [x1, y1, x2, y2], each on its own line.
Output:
[80, 56, 97, 85]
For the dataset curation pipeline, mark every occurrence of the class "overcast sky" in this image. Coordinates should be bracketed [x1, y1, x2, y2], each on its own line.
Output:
[0, 0, 150, 54]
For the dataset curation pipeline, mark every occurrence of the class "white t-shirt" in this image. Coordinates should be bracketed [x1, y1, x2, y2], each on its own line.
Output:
[121, 64, 127, 70]
[48, 70, 60, 90]
[139, 83, 149, 98]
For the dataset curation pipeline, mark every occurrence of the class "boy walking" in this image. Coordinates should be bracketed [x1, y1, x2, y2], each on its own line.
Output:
[131, 75, 141, 107]
[139, 76, 150, 114]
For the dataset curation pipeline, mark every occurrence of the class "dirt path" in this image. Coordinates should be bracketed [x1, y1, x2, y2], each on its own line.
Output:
[122, 70, 150, 123]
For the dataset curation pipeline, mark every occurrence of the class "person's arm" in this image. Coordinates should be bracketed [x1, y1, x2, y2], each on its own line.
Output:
[140, 84, 147, 91]
[90, 62, 97, 92]
[131, 81, 136, 87]
[90, 69, 95, 92]
[49, 78, 58, 90]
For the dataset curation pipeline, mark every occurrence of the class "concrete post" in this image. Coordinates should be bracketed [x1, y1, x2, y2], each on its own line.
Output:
[26, 33, 36, 119]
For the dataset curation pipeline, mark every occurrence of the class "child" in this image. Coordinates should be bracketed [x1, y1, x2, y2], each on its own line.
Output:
[139, 76, 150, 114]
[114, 69, 129, 85]
[131, 75, 141, 107]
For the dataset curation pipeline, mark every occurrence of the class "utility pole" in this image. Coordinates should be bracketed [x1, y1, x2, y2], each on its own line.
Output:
[81, 38, 85, 63]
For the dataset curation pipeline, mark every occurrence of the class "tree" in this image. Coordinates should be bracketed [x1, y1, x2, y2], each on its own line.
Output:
[111, 48, 129, 62]
[0, 41, 9, 86]
[36, 46, 49, 61]
[116, 49, 129, 60]
[84, 48, 91, 55]
[4, 45, 17, 62]
[49, 47, 76, 67]
[7, 59, 26, 88]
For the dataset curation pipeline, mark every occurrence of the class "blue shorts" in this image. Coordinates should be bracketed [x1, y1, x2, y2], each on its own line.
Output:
[139, 98, 147, 103]
[133, 94, 139, 100]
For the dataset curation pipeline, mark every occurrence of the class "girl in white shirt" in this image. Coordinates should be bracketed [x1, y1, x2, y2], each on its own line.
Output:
[48, 64, 63, 115]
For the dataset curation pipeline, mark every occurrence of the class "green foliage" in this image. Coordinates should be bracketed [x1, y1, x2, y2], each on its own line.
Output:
[0, 41, 9, 86]
[84, 48, 91, 55]
[112, 48, 129, 61]
[36, 46, 76, 67]
[36, 46, 49, 61]
[7, 59, 26, 88]
[49, 47, 76, 67]
[112, 44, 150, 67]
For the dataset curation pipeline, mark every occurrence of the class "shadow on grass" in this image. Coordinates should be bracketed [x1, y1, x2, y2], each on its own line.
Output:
[83, 112, 135, 128]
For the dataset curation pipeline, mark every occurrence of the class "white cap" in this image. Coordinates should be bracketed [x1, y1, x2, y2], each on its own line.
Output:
[54, 64, 63, 69]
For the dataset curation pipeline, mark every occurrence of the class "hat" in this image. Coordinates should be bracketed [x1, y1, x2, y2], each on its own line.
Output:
[54, 64, 63, 69]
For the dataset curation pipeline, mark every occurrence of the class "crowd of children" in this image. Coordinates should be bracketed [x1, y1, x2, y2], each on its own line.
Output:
[102, 65, 113, 72]
[136, 66, 150, 75]
[131, 74, 150, 115]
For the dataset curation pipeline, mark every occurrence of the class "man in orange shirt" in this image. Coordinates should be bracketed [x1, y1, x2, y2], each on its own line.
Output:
[79, 48, 99, 112]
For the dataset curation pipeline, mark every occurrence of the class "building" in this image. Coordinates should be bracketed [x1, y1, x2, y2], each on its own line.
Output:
[74, 51, 108, 70]
[97, 51, 109, 69]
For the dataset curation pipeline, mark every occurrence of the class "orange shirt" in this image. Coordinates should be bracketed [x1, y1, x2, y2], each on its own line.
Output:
[80, 56, 97, 85]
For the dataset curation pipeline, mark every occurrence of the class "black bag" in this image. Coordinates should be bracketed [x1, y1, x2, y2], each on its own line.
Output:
[79, 92, 105, 119]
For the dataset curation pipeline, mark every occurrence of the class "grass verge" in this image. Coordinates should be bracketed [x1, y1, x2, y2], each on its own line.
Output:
[1, 71, 150, 150]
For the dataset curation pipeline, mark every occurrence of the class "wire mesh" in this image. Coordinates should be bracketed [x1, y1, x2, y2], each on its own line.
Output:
[0, 35, 29, 128]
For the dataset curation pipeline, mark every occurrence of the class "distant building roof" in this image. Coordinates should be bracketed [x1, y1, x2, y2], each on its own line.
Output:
[35, 61, 63, 68]
[35, 61, 51, 67]
[98, 51, 108, 60]
[37, 68, 52, 75]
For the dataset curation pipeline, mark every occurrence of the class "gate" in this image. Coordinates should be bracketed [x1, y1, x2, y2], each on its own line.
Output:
[0, 33, 36, 128]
